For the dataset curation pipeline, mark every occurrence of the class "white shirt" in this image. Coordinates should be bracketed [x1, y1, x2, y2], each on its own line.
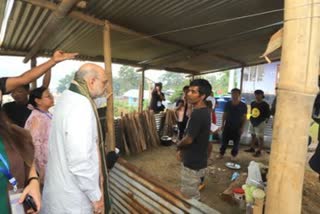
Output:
[42, 90, 101, 214]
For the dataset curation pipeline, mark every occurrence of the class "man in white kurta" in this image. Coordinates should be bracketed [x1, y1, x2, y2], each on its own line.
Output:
[42, 64, 107, 214]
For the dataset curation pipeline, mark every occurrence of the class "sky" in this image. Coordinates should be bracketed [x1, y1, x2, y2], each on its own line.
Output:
[0, 55, 166, 93]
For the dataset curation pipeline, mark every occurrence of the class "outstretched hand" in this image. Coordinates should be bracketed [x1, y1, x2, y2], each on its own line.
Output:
[52, 50, 78, 63]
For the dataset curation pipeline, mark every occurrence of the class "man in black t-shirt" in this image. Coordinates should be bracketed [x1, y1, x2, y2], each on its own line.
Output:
[2, 84, 31, 127]
[245, 90, 270, 157]
[2, 68, 52, 127]
[176, 79, 211, 200]
[218, 88, 247, 161]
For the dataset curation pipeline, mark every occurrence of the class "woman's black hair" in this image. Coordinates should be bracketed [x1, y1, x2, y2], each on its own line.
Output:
[29, 87, 47, 107]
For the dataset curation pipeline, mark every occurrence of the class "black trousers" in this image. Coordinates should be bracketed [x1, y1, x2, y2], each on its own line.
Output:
[220, 127, 241, 157]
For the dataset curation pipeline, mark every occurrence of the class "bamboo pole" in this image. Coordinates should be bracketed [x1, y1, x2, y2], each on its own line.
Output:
[103, 21, 115, 152]
[138, 84, 143, 113]
[265, 1, 320, 213]
[138, 69, 145, 112]
[239, 67, 244, 91]
[30, 57, 37, 89]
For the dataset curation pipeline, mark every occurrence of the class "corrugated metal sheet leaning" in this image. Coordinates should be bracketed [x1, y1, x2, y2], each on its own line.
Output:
[109, 158, 220, 214]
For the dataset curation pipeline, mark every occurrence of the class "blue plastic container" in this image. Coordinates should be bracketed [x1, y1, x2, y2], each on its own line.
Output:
[215, 96, 246, 112]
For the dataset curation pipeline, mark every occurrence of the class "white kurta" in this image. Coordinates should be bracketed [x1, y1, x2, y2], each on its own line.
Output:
[42, 90, 101, 214]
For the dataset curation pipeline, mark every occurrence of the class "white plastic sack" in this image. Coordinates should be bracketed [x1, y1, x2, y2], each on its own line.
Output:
[246, 161, 263, 187]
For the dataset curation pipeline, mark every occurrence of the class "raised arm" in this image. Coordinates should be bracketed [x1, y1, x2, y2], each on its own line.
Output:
[5, 51, 77, 92]
[42, 69, 51, 89]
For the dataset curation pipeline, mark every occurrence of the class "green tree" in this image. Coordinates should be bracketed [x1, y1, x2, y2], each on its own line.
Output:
[213, 71, 229, 95]
[113, 66, 140, 95]
[159, 72, 187, 89]
[202, 71, 230, 95]
[56, 72, 75, 93]
[159, 72, 189, 103]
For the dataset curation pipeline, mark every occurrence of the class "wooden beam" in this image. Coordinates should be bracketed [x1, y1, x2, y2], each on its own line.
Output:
[265, 1, 320, 213]
[20, 0, 104, 25]
[239, 67, 244, 91]
[23, 0, 80, 63]
[0, 49, 31, 57]
[138, 69, 145, 113]
[30, 57, 37, 89]
[103, 21, 115, 152]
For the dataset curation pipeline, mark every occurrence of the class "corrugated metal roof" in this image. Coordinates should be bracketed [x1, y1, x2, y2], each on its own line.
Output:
[0, 1, 6, 31]
[0, 0, 283, 74]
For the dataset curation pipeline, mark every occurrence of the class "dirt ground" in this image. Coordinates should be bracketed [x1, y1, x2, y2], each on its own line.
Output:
[124, 143, 320, 214]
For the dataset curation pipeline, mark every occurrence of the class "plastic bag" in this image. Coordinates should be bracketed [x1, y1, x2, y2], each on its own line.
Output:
[246, 161, 263, 187]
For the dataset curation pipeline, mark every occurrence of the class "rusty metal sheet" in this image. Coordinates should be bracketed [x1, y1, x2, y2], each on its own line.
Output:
[109, 158, 220, 214]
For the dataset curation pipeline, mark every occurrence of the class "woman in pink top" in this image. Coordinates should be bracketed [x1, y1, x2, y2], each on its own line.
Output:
[25, 87, 54, 186]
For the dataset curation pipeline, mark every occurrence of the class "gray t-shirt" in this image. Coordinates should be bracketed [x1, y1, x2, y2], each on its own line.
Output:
[182, 107, 211, 170]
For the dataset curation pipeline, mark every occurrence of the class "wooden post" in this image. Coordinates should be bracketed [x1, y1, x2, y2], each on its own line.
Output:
[30, 57, 37, 89]
[103, 21, 115, 151]
[138, 69, 145, 112]
[239, 67, 244, 91]
[265, 1, 320, 214]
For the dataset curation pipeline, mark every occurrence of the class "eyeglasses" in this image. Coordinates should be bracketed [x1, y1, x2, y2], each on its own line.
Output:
[42, 93, 53, 99]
